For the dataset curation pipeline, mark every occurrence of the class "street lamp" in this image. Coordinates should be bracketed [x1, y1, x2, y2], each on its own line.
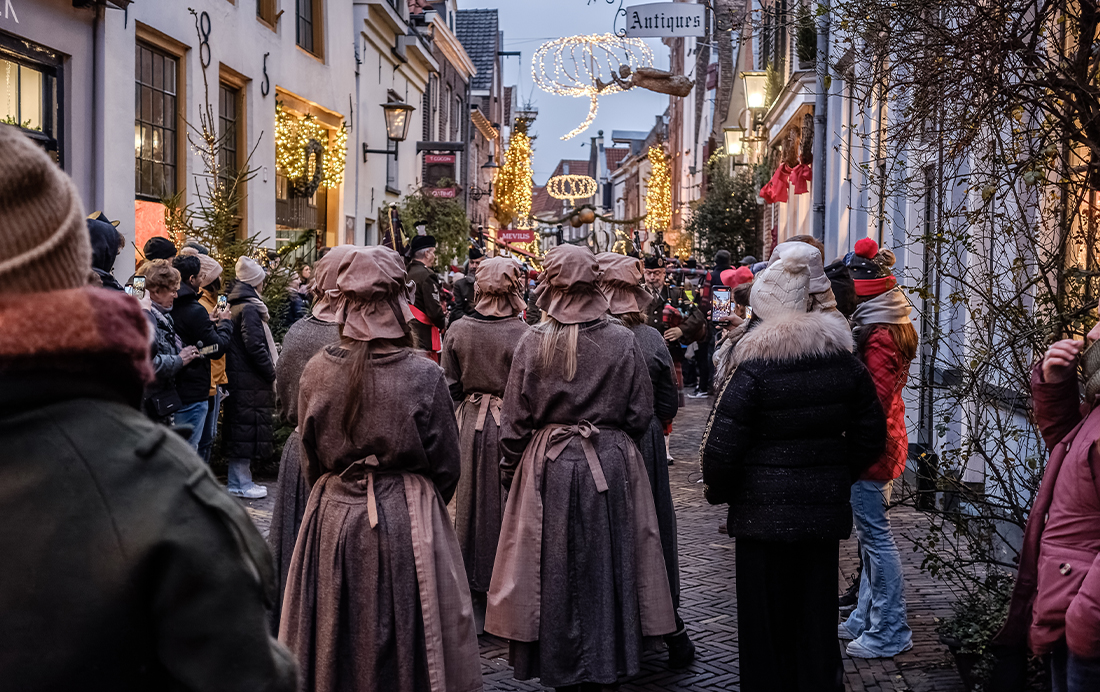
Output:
[741, 71, 767, 110]
[363, 101, 416, 161]
[470, 155, 502, 201]
[723, 127, 745, 157]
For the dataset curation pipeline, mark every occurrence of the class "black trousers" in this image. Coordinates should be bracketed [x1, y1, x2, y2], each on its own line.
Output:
[736, 537, 844, 692]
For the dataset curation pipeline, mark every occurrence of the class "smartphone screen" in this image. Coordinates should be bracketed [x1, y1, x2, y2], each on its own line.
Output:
[712, 286, 732, 322]
[217, 295, 228, 311]
[127, 276, 146, 300]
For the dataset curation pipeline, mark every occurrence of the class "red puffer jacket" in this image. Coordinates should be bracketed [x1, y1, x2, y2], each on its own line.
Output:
[859, 327, 910, 481]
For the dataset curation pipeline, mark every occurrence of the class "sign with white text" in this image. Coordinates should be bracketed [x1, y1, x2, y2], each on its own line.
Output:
[429, 187, 457, 198]
[424, 154, 455, 164]
[498, 229, 535, 243]
[623, 2, 706, 38]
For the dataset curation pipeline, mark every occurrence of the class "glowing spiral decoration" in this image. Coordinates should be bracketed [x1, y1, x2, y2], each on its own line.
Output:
[532, 34, 654, 140]
[546, 174, 598, 204]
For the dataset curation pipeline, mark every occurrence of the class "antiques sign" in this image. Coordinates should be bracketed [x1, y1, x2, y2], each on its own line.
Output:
[623, 2, 706, 38]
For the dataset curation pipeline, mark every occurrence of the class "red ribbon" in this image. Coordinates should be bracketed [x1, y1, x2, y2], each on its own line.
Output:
[759, 163, 793, 204]
[791, 163, 813, 195]
[409, 304, 442, 351]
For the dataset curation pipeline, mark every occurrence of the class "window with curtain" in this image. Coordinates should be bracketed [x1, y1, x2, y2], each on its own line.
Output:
[135, 43, 179, 199]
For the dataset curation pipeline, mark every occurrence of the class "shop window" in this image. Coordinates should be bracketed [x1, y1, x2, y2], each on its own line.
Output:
[296, 0, 323, 57]
[135, 42, 179, 200]
[0, 36, 60, 162]
[218, 82, 240, 187]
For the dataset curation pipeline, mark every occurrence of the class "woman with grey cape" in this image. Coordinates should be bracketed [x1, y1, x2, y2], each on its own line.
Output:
[279, 246, 481, 692]
[486, 244, 676, 692]
[267, 244, 352, 633]
[595, 252, 695, 669]
[440, 256, 529, 631]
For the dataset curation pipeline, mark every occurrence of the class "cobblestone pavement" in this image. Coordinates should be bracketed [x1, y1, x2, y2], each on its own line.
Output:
[239, 396, 966, 692]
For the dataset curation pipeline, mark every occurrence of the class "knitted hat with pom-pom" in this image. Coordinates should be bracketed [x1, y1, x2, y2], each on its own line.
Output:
[845, 237, 897, 296]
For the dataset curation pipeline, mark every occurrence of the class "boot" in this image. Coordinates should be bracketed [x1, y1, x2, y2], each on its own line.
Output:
[838, 574, 860, 610]
[665, 626, 696, 669]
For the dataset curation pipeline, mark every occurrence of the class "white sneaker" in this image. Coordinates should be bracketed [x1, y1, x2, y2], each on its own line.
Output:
[838, 623, 858, 640]
[845, 637, 912, 659]
[230, 483, 268, 499]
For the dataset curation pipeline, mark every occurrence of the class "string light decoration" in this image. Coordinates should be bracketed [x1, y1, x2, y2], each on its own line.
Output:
[645, 145, 671, 233]
[492, 129, 534, 229]
[546, 174, 598, 205]
[532, 34, 654, 140]
[274, 103, 349, 192]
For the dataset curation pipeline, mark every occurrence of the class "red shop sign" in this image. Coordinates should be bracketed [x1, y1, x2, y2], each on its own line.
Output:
[425, 154, 456, 164]
[429, 187, 458, 198]
[498, 229, 535, 243]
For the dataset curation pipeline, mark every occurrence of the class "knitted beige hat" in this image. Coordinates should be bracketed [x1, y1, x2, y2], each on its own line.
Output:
[0, 125, 93, 295]
[750, 241, 828, 321]
[235, 256, 266, 288]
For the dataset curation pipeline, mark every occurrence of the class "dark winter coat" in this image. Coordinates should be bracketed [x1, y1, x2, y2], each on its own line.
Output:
[701, 309, 886, 541]
[88, 218, 124, 291]
[448, 274, 476, 325]
[0, 286, 295, 692]
[142, 306, 184, 422]
[223, 281, 277, 461]
[171, 283, 232, 405]
[407, 260, 446, 350]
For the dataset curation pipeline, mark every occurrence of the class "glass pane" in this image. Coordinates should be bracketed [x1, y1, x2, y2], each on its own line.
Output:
[152, 127, 162, 162]
[165, 164, 176, 195]
[140, 48, 152, 85]
[165, 129, 175, 165]
[164, 94, 175, 127]
[134, 123, 142, 159]
[164, 55, 176, 94]
[0, 59, 16, 125]
[141, 86, 152, 123]
[153, 53, 163, 90]
[152, 163, 164, 196]
[152, 90, 163, 126]
[141, 158, 153, 194]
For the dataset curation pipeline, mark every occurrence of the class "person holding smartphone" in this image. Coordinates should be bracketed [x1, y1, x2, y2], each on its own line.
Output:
[169, 252, 233, 451]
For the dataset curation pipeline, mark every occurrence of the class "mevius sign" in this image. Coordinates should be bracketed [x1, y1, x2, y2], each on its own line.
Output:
[623, 2, 706, 38]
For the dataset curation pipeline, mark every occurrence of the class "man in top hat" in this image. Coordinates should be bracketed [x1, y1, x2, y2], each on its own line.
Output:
[448, 245, 484, 325]
[407, 234, 446, 361]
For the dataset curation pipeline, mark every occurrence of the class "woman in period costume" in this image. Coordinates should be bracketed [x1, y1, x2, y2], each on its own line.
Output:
[267, 245, 354, 633]
[595, 252, 695, 669]
[440, 255, 529, 631]
[486, 244, 676, 692]
[280, 246, 482, 692]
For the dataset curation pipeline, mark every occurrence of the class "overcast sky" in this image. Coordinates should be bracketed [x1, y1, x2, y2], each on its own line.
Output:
[465, 0, 672, 183]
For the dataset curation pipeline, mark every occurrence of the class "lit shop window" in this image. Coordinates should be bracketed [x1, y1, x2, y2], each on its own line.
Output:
[1, 58, 43, 131]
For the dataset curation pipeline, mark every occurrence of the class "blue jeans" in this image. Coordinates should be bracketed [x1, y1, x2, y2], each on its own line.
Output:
[227, 458, 255, 492]
[1052, 643, 1100, 692]
[197, 389, 222, 464]
[842, 480, 913, 656]
[174, 399, 209, 451]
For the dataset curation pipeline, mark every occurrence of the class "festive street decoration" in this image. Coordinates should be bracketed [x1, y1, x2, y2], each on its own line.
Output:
[645, 145, 671, 232]
[275, 103, 349, 196]
[492, 127, 534, 229]
[532, 33, 654, 140]
[546, 174, 598, 205]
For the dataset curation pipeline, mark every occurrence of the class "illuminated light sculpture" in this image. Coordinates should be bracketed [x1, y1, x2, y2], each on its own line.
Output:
[546, 174, 598, 205]
[645, 145, 671, 232]
[531, 33, 654, 140]
[275, 102, 349, 195]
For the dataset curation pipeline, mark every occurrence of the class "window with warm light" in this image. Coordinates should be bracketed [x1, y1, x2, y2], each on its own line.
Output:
[0, 35, 61, 161]
[135, 43, 180, 199]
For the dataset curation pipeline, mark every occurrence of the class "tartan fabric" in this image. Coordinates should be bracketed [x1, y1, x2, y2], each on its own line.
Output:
[860, 327, 909, 481]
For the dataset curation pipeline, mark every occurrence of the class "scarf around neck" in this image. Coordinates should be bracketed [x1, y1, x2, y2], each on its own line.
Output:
[853, 287, 911, 328]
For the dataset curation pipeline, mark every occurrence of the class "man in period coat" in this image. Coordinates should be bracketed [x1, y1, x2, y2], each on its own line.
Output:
[407, 234, 446, 360]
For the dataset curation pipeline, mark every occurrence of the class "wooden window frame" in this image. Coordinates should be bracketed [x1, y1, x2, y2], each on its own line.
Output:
[219, 64, 249, 238]
[257, 0, 280, 31]
[134, 24, 188, 202]
[295, 0, 325, 61]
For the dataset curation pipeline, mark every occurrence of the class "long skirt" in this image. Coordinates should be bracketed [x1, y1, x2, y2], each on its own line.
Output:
[736, 537, 844, 692]
[636, 414, 680, 609]
[280, 469, 482, 692]
[267, 429, 311, 634]
[486, 423, 676, 687]
[453, 393, 507, 595]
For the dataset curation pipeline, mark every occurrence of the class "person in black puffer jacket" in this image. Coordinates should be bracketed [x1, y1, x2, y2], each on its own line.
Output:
[702, 241, 886, 692]
[223, 257, 278, 499]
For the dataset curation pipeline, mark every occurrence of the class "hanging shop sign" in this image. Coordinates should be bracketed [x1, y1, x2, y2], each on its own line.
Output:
[429, 187, 457, 198]
[425, 154, 455, 164]
[499, 229, 535, 243]
[623, 2, 706, 38]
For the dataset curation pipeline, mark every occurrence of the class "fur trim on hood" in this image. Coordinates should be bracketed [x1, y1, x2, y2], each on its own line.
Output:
[731, 309, 853, 367]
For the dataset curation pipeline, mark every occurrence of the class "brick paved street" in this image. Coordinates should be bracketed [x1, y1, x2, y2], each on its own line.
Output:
[239, 396, 966, 692]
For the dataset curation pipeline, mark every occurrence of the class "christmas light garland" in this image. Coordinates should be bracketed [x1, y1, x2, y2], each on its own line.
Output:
[493, 130, 534, 229]
[546, 174, 598, 204]
[532, 34, 654, 140]
[275, 102, 349, 191]
[645, 145, 671, 232]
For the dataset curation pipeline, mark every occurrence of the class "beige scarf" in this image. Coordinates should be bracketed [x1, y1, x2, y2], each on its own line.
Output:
[243, 296, 279, 367]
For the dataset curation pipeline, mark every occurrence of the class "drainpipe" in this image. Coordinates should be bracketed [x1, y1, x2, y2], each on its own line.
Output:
[811, 0, 830, 242]
[92, 4, 106, 209]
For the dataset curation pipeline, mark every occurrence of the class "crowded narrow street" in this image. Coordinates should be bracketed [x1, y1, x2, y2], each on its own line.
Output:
[242, 397, 967, 692]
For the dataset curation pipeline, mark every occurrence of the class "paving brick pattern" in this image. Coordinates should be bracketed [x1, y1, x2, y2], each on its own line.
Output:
[240, 397, 966, 692]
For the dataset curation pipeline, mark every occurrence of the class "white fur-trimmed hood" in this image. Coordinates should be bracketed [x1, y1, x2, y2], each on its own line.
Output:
[730, 309, 854, 366]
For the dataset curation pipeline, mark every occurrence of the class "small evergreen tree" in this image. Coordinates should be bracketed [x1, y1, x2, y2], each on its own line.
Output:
[686, 154, 762, 261]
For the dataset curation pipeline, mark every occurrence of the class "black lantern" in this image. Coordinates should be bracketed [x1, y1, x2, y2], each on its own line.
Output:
[363, 101, 417, 161]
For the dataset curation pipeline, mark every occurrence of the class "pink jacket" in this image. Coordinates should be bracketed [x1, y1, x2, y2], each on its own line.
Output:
[995, 366, 1100, 658]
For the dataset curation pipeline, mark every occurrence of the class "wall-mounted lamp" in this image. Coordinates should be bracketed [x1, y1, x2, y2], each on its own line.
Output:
[363, 101, 416, 161]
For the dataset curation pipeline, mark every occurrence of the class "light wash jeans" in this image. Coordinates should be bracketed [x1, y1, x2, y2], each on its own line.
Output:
[1052, 644, 1100, 692]
[174, 399, 209, 451]
[197, 389, 222, 464]
[227, 458, 256, 493]
[842, 480, 913, 656]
